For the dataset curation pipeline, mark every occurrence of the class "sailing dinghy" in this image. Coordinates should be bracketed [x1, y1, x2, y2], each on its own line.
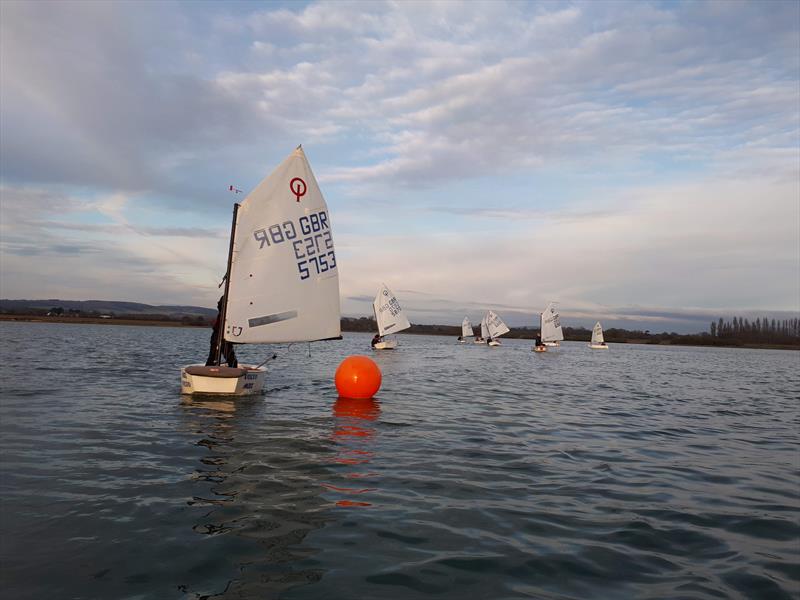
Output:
[483, 310, 510, 346]
[459, 317, 473, 343]
[589, 321, 608, 349]
[372, 283, 410, 349]
[541, 302, 564, 348]
[181, 146, 341, 395]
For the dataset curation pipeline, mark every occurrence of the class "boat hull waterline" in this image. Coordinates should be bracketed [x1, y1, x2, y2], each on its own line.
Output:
[373, 339, 398, 350]
[181, 365, 267, 396]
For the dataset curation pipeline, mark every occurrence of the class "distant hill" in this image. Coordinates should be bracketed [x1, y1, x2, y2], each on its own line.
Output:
[0, 299, 216, 318]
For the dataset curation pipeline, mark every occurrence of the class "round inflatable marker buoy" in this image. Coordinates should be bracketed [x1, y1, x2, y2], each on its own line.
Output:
[335, 355, 382, 399]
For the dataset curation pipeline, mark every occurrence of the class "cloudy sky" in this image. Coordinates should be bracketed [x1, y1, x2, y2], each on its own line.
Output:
[1, 0, 798, 332]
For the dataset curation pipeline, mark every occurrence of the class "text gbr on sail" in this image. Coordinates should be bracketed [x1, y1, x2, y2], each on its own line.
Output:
[253, 209, 337, 281]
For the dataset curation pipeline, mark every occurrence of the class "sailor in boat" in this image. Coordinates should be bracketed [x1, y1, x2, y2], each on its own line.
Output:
[371, 334, 382, 348]
[205, 296, 238, 368]
[457, 335, 463, 342]
[534, 334, 544, 349]
[486, 336, 493, 345]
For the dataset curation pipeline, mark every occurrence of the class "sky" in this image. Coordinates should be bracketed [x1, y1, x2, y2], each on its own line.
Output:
[1, 0, 798, 333]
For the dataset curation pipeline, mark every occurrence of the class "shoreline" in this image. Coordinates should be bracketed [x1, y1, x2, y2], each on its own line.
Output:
[2, 314, 797, 351]
[0, 314, 209, 328]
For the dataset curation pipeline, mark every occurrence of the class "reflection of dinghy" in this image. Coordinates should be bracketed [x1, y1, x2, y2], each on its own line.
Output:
[181, 146, 341, 396]
[482, 310, 510, 346]
[589, 321, 609, 349]
[459, 317, 473, 343]
[372, 284, 410, 350]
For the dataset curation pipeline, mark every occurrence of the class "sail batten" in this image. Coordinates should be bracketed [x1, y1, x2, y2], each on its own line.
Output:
[223, 147, 341, 344]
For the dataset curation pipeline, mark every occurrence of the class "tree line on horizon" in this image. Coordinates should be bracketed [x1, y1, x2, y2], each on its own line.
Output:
[709, 316, 799, 345]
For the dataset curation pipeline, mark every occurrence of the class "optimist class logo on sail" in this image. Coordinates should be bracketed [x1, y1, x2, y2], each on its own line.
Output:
[253, 208, 337, 282]
[290, 178, 306, 202]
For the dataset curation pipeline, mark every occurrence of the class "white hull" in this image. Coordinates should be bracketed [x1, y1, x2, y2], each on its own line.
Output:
[487, 340, 501, 347]
[373, 339, 398, 350]
[589, 344, 609, 350]
[181, 364, 267, 396]
[473, 339, 484, 344]
[544, 341, 560, 347]
[458, 339, 467, 343]
[533, 346, 548, 353]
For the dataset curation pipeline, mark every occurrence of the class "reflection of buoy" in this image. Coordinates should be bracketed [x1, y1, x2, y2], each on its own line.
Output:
[334, 397, 380, 420]
[335, 355, 382, 399]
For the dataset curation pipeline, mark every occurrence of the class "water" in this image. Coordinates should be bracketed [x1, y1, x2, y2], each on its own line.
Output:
[1, 321, 798, 600]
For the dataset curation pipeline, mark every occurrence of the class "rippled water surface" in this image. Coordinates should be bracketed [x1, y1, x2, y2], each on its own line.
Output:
[1, 322, 798, 599]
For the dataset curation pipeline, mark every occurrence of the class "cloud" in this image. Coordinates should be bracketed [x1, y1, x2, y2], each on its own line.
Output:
[1, 1, 797, 328]
[0, 1, 264, 197]
[335, 173, 799, 327]
[0, 185, 228, 305]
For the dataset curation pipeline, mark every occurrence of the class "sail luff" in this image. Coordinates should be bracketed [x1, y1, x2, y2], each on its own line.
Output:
[216, 203, 240, 363]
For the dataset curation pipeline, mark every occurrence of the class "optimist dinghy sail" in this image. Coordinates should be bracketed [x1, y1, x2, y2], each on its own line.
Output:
[483, 310, 509, 345]
[541, 302, 564, 346]
[372, 284, 410, 349]
[480, 314, 489, 340]
[461, 317, 474, 339]
[224, 147, 341, 344]
[181, 146, 341, 396]
[590, 321, 608, 349]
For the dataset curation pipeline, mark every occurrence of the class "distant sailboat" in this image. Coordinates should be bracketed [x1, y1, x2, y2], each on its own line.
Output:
[541, 302, 564, 347]
[589, 321, 608, 349]
[459, 317, 473, 343]
[372, 283, 410, 349]
[483, 310, 510, 346]
[181, 146, 341, 395]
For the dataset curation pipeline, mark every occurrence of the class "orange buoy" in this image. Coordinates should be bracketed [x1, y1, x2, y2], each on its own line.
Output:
[335, 355, 382, 399]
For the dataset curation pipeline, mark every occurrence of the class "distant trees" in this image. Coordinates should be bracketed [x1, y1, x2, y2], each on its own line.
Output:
[709, 317, 799, 345]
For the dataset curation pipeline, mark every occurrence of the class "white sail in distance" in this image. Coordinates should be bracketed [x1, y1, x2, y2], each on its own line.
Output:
[486, 310, 510, 339]
[541, 302, 564, 342]
[592, 321, 605, 344]
[224, 146, 341, 344]
[480, 314, 489, 339]
[373, 283, 411, 337]
[461, 317, 473, 338]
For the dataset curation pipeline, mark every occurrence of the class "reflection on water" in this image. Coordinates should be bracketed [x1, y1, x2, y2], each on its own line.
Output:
[323, 397, 381, 508]
[178, 395, 334, 598]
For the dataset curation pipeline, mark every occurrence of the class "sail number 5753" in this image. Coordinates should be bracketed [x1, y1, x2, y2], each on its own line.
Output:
[252, 209, 337, 281]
